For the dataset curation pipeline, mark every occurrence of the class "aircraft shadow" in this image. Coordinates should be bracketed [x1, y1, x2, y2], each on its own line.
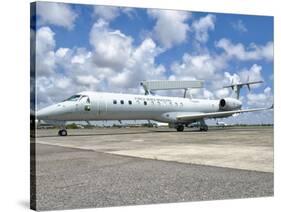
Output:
[36, 129, 203, 138]
[36, 127, 243, 138]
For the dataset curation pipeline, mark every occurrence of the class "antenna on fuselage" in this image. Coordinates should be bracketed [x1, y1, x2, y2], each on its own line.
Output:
[140, 80, 204, 98]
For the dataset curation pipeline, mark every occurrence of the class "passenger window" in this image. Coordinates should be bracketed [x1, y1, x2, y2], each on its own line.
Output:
[86, 97, 90, 104]
[113, 100, 117, 104]
[128, 100, 132, 105]
[120, 100, 124, 104]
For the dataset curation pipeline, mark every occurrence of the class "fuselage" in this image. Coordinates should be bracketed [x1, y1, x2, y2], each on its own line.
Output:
[36, 91, 241, 124]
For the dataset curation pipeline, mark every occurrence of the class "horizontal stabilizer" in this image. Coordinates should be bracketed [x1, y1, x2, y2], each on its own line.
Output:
[223, 80, 263, 99]
[223, 80, 263, 89]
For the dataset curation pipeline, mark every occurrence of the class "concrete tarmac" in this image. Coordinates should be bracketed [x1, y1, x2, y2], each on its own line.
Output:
[36, 126, 273, 172]
[33, 143, 273, 211]
[33, 126, 274, 210]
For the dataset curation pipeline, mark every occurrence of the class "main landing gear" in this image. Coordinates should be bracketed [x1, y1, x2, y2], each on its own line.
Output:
[175, 120, 209, 132]
[199, 120, 208, 132]
[199, 125, 208, 131]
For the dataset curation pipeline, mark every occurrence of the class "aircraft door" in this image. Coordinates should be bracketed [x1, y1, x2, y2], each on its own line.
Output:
[97, 95, 107, 117]
[76, 96, 91, 113]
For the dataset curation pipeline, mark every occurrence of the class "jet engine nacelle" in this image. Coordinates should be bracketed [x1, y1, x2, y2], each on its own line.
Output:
[219, 98, 242, 111]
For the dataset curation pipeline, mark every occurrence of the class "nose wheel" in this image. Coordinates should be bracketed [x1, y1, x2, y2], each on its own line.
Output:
[176, 125, 184, 132]
[58, 129, 67, 136]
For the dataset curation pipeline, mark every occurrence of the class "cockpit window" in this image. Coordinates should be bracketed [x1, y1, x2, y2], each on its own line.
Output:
[63, 95, 81, 102]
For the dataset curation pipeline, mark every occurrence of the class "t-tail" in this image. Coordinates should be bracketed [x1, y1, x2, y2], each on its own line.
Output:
[223, 80, 263, 99]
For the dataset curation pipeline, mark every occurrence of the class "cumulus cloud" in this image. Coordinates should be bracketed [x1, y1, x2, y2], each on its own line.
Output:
[93, 6, 120, 21]
[238, 64, 264, 86]
[35, 19, 168, 107]
[215, 88, 230, 99]
[36, 27, 56, 76]
[90, 19, 133, 70]
[147, 9, 191, 48]
[247, 86, 273, 107]
[231, 19, 248, 33]
[37, 2, 78, 30]
[77, 75, 99, 85]
[192, 14, 216, 43]
[171, 52, 227, 80]
[216, 38, 273, 61]
[93, 6, 136, 21]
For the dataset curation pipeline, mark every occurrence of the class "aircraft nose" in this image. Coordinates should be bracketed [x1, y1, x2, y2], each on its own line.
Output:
[37, 104, 65, 120]
[37, 105, 56, 120]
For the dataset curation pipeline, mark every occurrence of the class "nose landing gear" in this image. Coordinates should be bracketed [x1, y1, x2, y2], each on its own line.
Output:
[176, 125, 184, 132]
[58, 129, 67, 136]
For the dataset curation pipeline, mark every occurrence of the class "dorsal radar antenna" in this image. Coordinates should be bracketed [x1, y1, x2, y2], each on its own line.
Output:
[140, 80, 204, 98]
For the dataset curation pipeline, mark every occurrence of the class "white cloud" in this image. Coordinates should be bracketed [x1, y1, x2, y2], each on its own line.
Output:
[247, 86, 273, 107]
[56, 77, 72, 89]
[36, 27, 56, 76]
[203, 89, 214, 99]
[90, 19, 133, 70]
[192, 14, 216, 43]
[171, 52, 227, 80]
[215, 88, 230, 98]
[231, 20, 248, 33]
[36, 19, 168, 107]
[216, 38, 273, 61]
[93, 6, 136, 21]
[71, 50, 92, 64]
[93, 6, 120, 21]
[77, 75, 99, 85]
[55, 48, 69, 58]
[147, 9, 191, 48]
[108, 38, 166, 90]
[37, 2, 78, 30]
[238, 64, 264, 87]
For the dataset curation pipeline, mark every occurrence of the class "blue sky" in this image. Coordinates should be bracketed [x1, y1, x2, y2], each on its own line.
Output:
[33, 2, 274, 124]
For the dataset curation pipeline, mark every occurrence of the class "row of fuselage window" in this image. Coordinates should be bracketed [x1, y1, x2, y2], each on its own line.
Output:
[112, 99, 184, 107]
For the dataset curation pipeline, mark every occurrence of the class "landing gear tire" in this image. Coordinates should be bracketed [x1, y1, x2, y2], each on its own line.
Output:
[58, 129, 67, 136]
[176, 125, 184, 132]
[200, 125, 208, 132]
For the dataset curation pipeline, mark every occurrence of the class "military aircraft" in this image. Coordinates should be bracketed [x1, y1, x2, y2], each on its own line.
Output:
[36, 80, 272, 136]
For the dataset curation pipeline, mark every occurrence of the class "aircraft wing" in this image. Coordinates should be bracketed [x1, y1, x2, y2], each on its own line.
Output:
[176, 105, 273, 121]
